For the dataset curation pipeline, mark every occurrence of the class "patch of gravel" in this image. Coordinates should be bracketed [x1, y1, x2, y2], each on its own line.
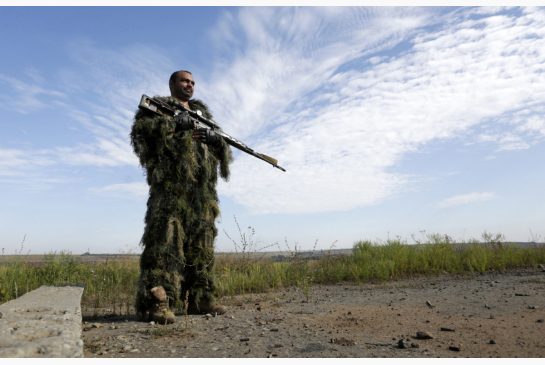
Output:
[82, 268, 545, 357]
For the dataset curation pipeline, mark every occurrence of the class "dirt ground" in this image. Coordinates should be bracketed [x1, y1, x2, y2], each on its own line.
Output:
[81, 268, 545, 358]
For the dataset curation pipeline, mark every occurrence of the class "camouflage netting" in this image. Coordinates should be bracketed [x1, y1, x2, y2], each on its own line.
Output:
[130, 96, 232, 316]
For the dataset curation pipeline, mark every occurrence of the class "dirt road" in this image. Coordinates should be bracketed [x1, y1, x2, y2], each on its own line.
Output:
[82, 268, 545, 357]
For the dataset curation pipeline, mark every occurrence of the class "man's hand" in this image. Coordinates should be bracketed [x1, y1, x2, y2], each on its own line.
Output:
[174, 112, 194, 131]
[192, 128, 221, 146]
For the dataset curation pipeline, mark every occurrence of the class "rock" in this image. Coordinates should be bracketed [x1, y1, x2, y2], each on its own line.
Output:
[240, 337, 250, 342]
[449, 345, 461, 352]
[536, 319, 544, 323]
[528, 305, 538, 309]
[415, 331, 434, 340]
[426, 301, 434, 308]
[301, 343, 326, 353]
[515, 293, 530, 296]
[411, 343, 420, 348]
[489, 339, 496, 344]
[270, 328, 279, 332]
[92, 323, 102, 329]
[0, 311, 2, 319]
[330, 337, 356, 346]
[440, 327, 455, 332]
[397, 339, 407, 349]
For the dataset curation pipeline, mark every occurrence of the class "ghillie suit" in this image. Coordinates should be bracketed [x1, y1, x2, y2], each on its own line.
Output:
[130, 96, 232, 320]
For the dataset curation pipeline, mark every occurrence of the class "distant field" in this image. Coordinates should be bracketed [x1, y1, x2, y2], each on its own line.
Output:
[0, 249, 354, 264]
[0, 254, 140, 264]
[0, 242, 541, 264]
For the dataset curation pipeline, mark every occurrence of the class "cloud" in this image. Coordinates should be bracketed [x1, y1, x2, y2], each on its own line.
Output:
[92, 182, 148, 198]
[2, 7, 544, 216]
[477, 132, 530, 151]
[438, 192, 496, 208]
[0, 148, 54, 177]
[1, 43, 174, 174]
[207, 7, 545, 214]
[0, 74, 67, 114]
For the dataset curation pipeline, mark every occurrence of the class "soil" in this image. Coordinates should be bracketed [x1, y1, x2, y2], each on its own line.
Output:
[81, 268, 545, 358]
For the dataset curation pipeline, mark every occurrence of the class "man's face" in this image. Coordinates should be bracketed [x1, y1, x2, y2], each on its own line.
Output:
[170, 72, 195, 101]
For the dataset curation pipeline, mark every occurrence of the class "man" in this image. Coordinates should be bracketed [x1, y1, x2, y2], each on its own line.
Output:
[131, 70, 232, 324]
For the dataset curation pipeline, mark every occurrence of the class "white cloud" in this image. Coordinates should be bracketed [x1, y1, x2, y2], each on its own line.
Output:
[0, 74, 67, 114]
[3, 7, 545, 216]
[438, 192, 496, 208]
[1, 43, 173, 175]
[207, 7, 545, 214]
[0, 148, 54, 177]
[92, 182, 148, 198]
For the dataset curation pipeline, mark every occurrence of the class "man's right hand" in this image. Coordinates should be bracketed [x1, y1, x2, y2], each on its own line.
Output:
[174, 112, 194, 131]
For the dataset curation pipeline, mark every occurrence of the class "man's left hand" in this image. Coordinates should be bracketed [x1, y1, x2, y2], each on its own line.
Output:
[193, 128, 221, 146]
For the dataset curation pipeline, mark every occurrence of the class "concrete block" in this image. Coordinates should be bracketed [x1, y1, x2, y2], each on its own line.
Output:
[0, 286, 84, 357]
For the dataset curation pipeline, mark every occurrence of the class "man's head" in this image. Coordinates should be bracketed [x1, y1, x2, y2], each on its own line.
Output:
[169, 70, 195, 101]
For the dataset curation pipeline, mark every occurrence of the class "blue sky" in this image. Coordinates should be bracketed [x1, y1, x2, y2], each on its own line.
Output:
[1, 6, 544, 254]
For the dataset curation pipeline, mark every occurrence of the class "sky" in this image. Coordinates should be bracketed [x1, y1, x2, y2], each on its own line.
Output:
[0, 6, 544, 254]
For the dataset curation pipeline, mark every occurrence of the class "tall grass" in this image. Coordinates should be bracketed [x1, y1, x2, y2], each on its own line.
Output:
[1, 240, 544, 311]
[0, 252, 138, 314]
[314, 240, 545, 283]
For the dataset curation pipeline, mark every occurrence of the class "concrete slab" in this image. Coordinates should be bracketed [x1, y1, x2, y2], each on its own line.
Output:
[0, 285, 84, 357]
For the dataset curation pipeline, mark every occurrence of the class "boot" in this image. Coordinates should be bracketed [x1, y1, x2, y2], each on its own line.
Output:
[188, 299, 227, 315]
[149, 286, 176, 324]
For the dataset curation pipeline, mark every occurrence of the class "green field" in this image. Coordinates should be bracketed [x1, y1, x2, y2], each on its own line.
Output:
[1, 239, 544, 315]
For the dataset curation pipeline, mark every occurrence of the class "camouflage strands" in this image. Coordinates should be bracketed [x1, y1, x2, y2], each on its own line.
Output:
[130, 96, 232, 318]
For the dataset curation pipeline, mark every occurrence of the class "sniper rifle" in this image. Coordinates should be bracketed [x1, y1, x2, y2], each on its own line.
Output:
[138, 94, 286, 172]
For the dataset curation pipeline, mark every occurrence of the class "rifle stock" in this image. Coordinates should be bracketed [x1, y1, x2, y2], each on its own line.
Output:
[138, 95, 286, 172]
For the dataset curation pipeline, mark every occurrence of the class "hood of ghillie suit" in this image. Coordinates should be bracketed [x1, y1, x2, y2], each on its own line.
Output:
[131, 96, 233, 187]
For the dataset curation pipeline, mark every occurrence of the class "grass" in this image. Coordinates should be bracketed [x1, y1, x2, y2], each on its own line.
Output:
[0, 252, 138, 314]
[1, 237, 544, 313]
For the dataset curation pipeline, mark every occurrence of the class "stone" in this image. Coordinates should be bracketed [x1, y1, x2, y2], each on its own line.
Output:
[426, 301, 434, 308]
[440, 327, 455, 332]
[330, 337, 356, 346]
[449, 345, 461, 352]
[415, 331, 434, 340]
